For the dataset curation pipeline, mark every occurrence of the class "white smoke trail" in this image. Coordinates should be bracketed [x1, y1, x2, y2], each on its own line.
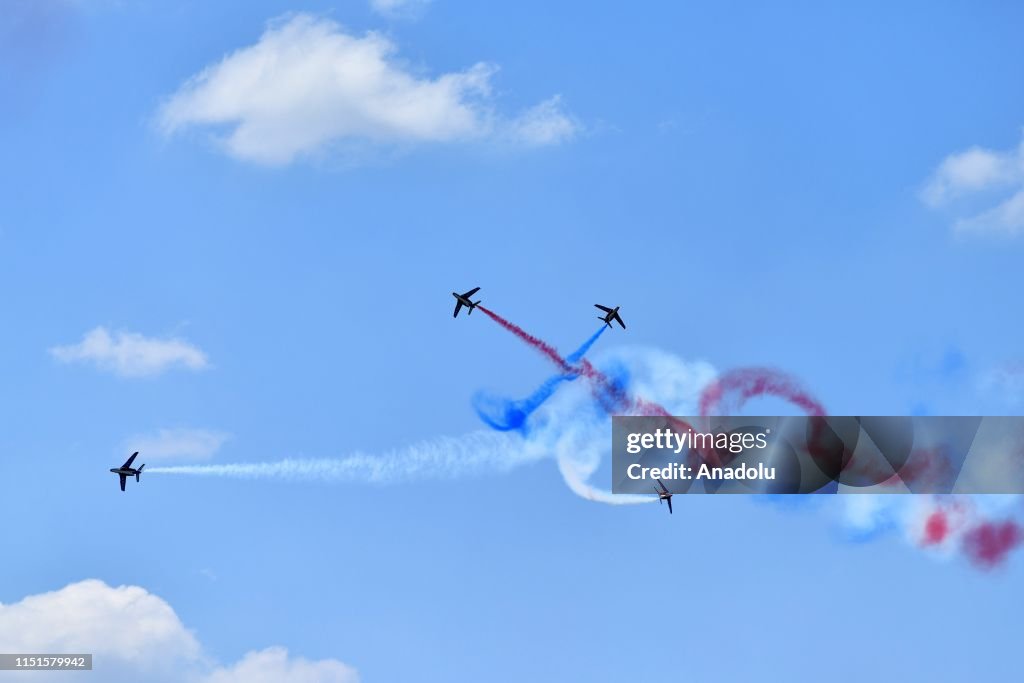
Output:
[148, 428, 655, 504]
[147, 431, 547, 483]
[558, 454, 654, 505]
[148, 348, 717, 506]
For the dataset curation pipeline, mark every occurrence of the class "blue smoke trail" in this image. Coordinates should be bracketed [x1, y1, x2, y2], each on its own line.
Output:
[473, 326, 608, 432]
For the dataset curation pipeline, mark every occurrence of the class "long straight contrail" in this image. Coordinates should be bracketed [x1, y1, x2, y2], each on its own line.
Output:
[147, 431, 547, 482]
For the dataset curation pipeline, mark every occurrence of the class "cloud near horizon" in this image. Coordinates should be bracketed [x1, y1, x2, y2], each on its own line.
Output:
[157, 14, 579, 165]
[0, 579, 358, 683]
[50, 327, 208, 378]
[921, 131, 1024, 235]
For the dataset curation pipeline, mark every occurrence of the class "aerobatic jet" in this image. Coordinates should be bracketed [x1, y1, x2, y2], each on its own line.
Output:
[654, 478, 673, 514]
[452, 287, 481, 317]
[110, 451, 144, 492]
[595, 304, 625, 329]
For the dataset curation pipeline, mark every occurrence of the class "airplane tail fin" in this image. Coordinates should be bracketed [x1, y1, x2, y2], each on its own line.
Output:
[137, 464, 145, 482]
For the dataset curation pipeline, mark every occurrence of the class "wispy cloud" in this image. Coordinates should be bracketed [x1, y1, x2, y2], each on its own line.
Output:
[502, 96, 579, 147]
[125, 428, 230, 461]
[0, 579, 358, 682]
[206, 647, 357, 683]
[157, 14, 578, 165]
[921, 131, 1024, 235]
[50, 327, 208, 378]
[369, 0, 431, 19]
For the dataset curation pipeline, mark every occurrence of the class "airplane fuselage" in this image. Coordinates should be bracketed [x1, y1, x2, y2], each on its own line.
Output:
[111, 451, 143, 491]
[452, 292, 476, 309]
[452, 292, 480, 315]
[452, 286, 482, 318]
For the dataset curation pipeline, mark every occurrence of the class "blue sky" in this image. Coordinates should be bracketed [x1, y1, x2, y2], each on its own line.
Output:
[1, 1, 1023, 681]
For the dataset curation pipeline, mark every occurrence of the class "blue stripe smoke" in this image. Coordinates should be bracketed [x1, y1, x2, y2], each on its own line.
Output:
[472, 326, 608, 433]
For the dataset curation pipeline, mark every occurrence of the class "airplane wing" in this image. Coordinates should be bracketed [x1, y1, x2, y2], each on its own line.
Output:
[119, 474, 126, 492]
[594, 304, 613, 313]
[461, 287, 480, 298]
[667, 497, 673, 514]
[612, 312, 626, 329]
[453, 300, 464, 318]
[122, 451, 139, 469]
[656, 478, 668, 493]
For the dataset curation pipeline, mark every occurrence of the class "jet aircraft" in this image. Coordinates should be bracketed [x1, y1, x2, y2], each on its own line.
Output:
[654, 478, 673, 514]
[452, 287, 481, 317]
[110, 451, 144, 492]
[595, 304, 625, 329]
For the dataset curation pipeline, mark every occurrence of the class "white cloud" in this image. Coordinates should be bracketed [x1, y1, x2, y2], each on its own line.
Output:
[205, 647, 358, 683]
[126, 428, 230, 461]
[921, 132, 1024, 235]
[0, 579, 201, 682]
[955, 187, 1024, 235]
[921, 145, 1022, 206]
[0, 580, 358, 683]
[369, 0, 431, 19]
[157, 14, 578, 165]
[503, 96, 579, 147]
[50, 327, 208, 377]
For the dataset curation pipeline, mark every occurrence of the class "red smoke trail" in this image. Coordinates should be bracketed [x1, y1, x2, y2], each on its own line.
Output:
[922, 510, 950, 546]
[962, 520, 1023, 569]
[479, 307, 678, 420]
[480, 306, 1022, 569]
[917, 499, 1021, 568]
[881, 448, 956, 491]
[920, 500, 967, 546]
[698, 367, 827, 417]
[479, 307, 571, 373]
[477, 306, 709, 462]
[479, 307, 813, 426]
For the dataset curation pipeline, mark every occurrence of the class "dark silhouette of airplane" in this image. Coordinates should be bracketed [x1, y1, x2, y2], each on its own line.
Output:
[654, 478, 673, 514]
[452, 287, 481, 317]
[110, 452, 144, 492]
[595, 304, 625, 329]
